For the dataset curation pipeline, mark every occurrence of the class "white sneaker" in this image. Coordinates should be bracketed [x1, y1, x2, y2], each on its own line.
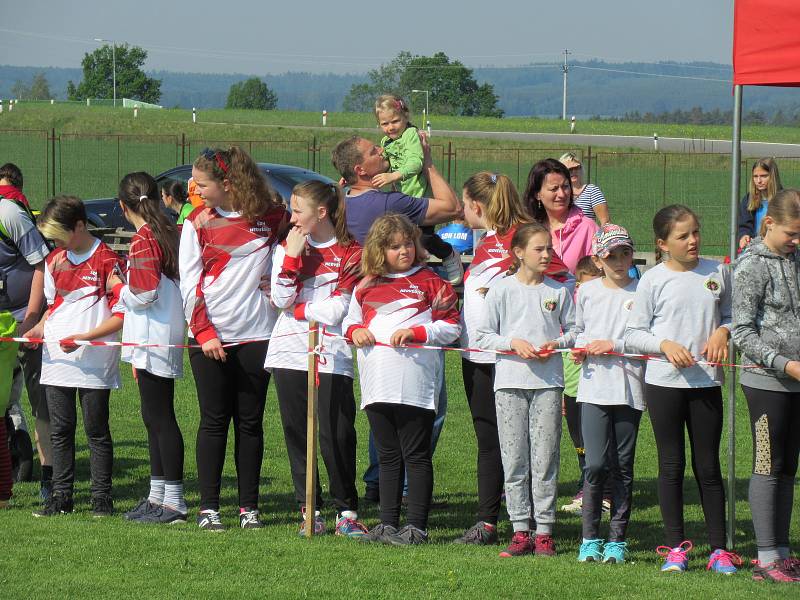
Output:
[441, 250, 464, 285]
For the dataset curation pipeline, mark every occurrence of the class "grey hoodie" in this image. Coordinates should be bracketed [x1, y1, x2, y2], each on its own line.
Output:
[732, 238, 800, 392]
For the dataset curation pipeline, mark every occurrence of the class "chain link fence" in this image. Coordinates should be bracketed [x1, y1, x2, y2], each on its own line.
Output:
[3, 129, 800, 254]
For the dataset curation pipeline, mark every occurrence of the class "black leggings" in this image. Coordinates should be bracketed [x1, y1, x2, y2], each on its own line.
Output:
[365, 403, 434, 531]
[273, 368, 358, 512]
[461, 359, 503, 525]
[563, 394, 586, 491]
[189, 340, 270, 511]
[137, 369, 184, 482]
[646, 384, 726, 550]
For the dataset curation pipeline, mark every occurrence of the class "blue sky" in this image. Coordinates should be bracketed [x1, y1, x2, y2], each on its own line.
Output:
[0, 0, 734, 74]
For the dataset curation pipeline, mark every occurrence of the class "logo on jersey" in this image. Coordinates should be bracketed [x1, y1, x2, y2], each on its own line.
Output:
[542, 298, 558, 312]
[400, 283, 425, 296]
[623, 299, 634, 311]
[81, 270, 99, 283]
[704, 278, 721, 294]
[249, 220, 272, 234]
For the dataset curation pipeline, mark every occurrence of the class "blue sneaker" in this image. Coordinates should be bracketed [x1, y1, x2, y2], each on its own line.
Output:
[706, 549, 742, 575]
[657, 540, 693, 572]
[578, 538, 604, 562]
[603, 541, 627, 564]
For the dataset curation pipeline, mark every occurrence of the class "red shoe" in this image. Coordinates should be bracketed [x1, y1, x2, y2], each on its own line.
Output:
[534, 534, 557, 556]
[751, 560, 797, 583]
[499, 531, 534, 557]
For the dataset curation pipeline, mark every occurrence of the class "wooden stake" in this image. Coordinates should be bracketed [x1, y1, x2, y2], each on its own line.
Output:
[304, 321, 319, 538]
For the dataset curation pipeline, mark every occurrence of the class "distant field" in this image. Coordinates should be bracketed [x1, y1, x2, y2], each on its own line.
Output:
[3, 104, 800, 254]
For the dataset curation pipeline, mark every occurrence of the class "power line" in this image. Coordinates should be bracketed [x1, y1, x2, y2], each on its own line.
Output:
[571, 64, 730, 83]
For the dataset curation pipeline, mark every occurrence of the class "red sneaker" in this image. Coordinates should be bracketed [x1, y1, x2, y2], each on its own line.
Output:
[534, 534, 557, 556]
[499, 531, 534, 557]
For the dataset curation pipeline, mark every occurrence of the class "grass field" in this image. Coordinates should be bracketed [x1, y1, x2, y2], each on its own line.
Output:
[0, 350, 795, 599]
[3, 104, 800, 255]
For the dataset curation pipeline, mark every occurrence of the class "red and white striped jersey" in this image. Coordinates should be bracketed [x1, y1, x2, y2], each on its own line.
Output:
[179, 205, 288, 344]
[342, 265, 460, 411]
[265, 236, 362, 376]
[41, 238, 124, 389]
[117, 224, 185, 378]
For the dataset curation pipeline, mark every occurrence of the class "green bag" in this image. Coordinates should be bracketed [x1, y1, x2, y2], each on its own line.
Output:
[0, 311, 18, 408]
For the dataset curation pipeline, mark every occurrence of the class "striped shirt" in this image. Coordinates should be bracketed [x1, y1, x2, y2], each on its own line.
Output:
[574, 184, 607, 220]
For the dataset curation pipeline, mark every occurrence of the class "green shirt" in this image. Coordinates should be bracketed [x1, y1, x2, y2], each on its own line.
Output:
[177, 202, 194, 225]
[380, 126, 427, 198]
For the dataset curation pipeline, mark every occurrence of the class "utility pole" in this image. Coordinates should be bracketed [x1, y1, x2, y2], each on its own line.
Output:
[562, 48, 570, 121]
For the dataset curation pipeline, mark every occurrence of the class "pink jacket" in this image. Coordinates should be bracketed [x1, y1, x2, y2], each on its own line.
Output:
[551, 206, 599, 274]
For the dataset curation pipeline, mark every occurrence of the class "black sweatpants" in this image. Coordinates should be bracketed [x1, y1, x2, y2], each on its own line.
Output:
[563, 393, 586, 491]
[273, 368, 358, 513]
[742, 386, 800, 553]
[646, 384, 726, 550]
[580, 403, 641, 541]
[137, 369, 184, 482]
[46, 385, 112, 499]
[365, 402, 434, 531]
[461, 359, 504, 525]
[189, 340, 269, 511]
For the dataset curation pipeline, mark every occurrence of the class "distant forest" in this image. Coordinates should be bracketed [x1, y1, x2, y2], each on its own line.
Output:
[1, 60, 799, 122]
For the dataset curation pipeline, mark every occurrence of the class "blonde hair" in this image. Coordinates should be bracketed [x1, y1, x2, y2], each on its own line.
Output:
[463, 171, 531, 235]
[37, 195, 87, 243]
[291, 180, 351, 245]
[761, 189, 800, 237]
[506, 221, 550, 275]
[748, 157, 783, 212]
[374, 94, 410, 122]
[193, 146, 281, 223]
[361, 214, 425, 276]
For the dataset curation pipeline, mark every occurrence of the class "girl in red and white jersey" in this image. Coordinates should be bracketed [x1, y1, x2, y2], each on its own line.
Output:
[179, 147, 288, 531]
[116, 172, 188, 524]
[343, 214, 460, 545]
[27, 195, 124, 517]
[265, 180, 365, 537]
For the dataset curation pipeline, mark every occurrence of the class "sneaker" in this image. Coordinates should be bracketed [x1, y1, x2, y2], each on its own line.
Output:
[335, 514, 368, 539]
[578, 538, 604, 562]
[298, 509, 325, 537]
[706, 549, 742, 575]
[603, 540, 627, 564]
[33, 492, 73, 517]
[239, 507, 264, 529]
[535, 534, 557, 556]
[752, 559, 797, 583]
[781, 558, 800, 579]
[441, 250, 464, 286]
[453, 521, 498, 545]
[123, 498, 158, 521]
[657, 540, 693, 573]
[499, 531, 534, 557]
[561, 493, 583, 514]
[197, 509, 225, 531]
[134, 505, 188, 524]
[360, 523, 397, 543]
[383, 524, 429, 546]
[91, 496, 114, 517]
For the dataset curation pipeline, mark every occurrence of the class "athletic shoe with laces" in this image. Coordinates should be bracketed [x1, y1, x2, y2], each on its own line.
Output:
[91, 496, 114, 517]
[781, 558, 800, 580]
[499, 531, 534, 557]
[657, 540, 693, 572]
[577, 538, 604, 562]
[561, 493, 583, 514]
[535, 534, 557, 556]
[603, 540, 627, 564]
[441, 250, 464, 286]
[239, 508, 264, 529]
[124, 498, 158, 521]
[383, 524, 429, 546]
[133, 505, 188, 524]
[453, 521, 498, 545]
[359, 523, 397, 543]
[197, 509, 225, 531]
[298, 508, 325, 537]
[706, 548, 742, 575]
[751, 559, 797, 583]
[33, 492, 73, 517]
[335, 514, 368, 539]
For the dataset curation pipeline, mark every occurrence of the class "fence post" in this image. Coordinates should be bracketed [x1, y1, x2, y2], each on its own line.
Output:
[586, 145, 592, 183]
[311, 135, 317, 172]
[662, 153, 667, 205]
[117, 135, 121, 189]
[446, 141, 453, 185]
[181, 133, 186, 165]
[50, 128, 56, 197]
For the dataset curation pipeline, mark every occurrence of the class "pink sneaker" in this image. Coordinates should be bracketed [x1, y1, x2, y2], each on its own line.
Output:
[656, 540, 693, 572]
[752, 560, 797, 583]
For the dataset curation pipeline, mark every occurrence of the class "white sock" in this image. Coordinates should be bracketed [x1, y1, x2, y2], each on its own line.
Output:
[148, 477, 165, 505]
[163, 481, 187, 514]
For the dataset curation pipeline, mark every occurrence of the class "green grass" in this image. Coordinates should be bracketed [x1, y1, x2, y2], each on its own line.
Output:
[0, 351, 793, 599]
[4, 104, 800, 255]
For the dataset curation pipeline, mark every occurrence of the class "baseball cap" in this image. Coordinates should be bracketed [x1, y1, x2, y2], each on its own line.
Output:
[558, 152, 582, 170]
[592, 223, 634, 258]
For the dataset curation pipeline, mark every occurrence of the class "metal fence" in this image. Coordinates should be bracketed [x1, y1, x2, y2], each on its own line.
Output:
[3, 129, 800, 255]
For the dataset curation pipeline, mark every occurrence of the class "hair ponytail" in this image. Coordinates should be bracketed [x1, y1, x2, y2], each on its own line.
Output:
[291, 180, 352, 246]
[764, 189, 800, 237]
[463, 171, 531, 235]
[119, 172, 179, 280]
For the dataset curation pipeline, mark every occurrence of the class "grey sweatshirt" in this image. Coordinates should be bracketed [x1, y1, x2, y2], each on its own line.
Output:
[477, 275, 577, 391]
[732, 238, 800, 392]
[624, 258, 731, 388]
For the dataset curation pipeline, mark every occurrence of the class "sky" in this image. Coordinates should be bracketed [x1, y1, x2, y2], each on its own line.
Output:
[0, 0, 735, 75]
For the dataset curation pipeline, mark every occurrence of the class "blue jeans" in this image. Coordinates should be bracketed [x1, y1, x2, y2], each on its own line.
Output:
[363, 371, 448, 493]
